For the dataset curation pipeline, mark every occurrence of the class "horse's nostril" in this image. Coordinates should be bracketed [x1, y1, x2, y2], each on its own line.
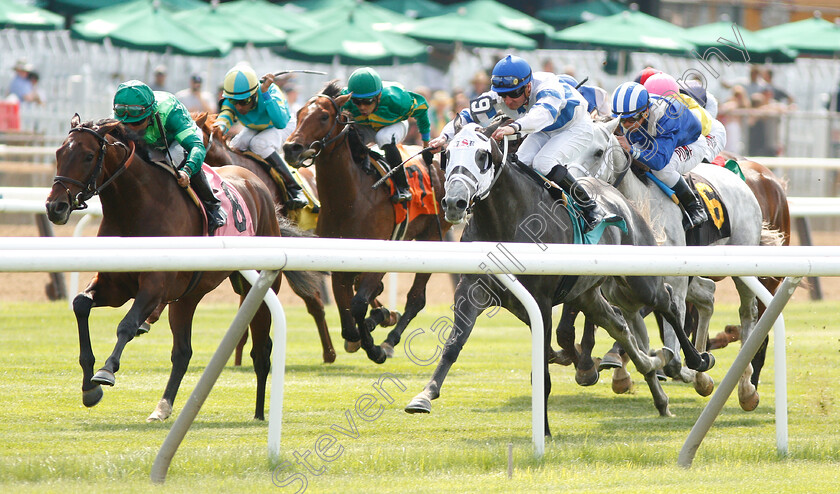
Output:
[440, 198, 448, 209]
[456, 199, 468, 210]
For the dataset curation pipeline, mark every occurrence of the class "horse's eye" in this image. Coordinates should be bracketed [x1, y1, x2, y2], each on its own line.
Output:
[594, 149, 604, 158]
[86, 152, 95, 162]
[320, 113, 329, 123]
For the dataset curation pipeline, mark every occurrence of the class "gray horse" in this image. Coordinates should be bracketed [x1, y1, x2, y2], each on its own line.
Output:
[405, 122, 713, 433]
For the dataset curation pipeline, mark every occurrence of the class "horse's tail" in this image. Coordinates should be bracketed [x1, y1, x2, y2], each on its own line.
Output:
[760, 222, 787, 247]
[277, 215, 327, 299]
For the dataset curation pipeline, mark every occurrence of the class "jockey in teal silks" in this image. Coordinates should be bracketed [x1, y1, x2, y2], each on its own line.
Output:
[112, 80, 227, 234]
[341, 67, 431, 204]
[212, 64, 308, 210]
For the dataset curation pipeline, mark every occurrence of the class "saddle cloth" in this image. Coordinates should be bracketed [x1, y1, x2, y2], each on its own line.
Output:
[685, 172, 731, 246]
[201, 164, 255, 237]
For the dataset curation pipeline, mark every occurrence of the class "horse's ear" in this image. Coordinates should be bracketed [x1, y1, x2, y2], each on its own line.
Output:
[335, 93, 352, 108]
[605, 117, 621, 135]
[70, 113, 81, 129]
[488, 135, 503, 165]
[98, 120, 121, 137]
[480, 115, 509, 137]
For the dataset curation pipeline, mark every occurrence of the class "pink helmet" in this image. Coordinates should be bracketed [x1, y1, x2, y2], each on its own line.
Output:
[644, 72, 680, 98]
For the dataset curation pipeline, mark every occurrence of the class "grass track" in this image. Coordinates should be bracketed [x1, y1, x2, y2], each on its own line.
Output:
[0, 300, 838, 493]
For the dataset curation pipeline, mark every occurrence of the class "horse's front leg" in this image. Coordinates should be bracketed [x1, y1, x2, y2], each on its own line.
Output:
[351, 272, 387, 364]
[91, 286, 163, 388]
[381, 272, 432, 357]
[147, 298, 200, 422]
[406, 277, 484, 414]
[332, 272, 361, 353]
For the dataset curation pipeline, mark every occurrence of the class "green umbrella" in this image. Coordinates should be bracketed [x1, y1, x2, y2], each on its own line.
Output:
[398, 12, 537, 50]
[441, 0, 554, 38]
[537, 0, 627, 27]
[551, 10, 696, 55]
[72, 0, 231, 57]
[172, 3, 287, 48]
[684, 21, 798, 64]
[281, 13, 427, 65]
[38, 0, 204, 15]
[756, 15, 840, 56]
[1, 0, 64, 30]
[373, 0, 448, 19]
[301, 0, 414, 31]
[215, 0, 317, 34]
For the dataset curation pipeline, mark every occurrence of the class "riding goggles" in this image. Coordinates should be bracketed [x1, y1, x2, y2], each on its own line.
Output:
[113, 104, 151, 119]
[499, 85, 527, 99]
[491, 74, 529, 90]
[232, 94, 257, 108]
[351, 96, 376, 106]
[621, 111, 646, 123]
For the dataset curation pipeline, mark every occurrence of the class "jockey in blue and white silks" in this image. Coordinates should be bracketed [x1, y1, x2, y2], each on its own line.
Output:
[429, 55, 618, 232]
[611, 81, 709, 229]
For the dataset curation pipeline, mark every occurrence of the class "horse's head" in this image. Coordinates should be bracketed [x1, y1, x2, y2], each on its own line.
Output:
[283, 81, 352, 168]
[440, 120, 504, 224]
[46, 114, 133, 225]
[578, 117, 630, 186]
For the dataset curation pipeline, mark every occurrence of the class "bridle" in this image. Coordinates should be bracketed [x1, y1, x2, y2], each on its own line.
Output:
[53, 126, 135, 211]
[295, 94, 355, 167]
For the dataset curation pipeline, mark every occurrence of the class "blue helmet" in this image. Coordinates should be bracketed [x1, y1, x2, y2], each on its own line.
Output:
[491, 55, 532, 93]
[611, 81, 650, 118]
[557, 74, 579, 88]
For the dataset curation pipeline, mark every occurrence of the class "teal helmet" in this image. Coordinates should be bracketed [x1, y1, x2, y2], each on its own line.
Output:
[223, 65, 260, 101]
[347, 67, 382, 99]
[113, 80, 155, 123]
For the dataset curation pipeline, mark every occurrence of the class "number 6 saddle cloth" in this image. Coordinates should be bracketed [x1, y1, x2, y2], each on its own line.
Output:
[685, 172, 731, 246]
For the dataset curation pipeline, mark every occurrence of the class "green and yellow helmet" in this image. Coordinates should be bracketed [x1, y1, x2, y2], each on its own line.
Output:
[223, 65, 260, 101]
[113, 80, 155, 123]
[347, 67, 382, 98]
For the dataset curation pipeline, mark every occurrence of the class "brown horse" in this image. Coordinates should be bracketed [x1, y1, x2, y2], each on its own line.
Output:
[194, 112, 336, 365]
[282, 81, 452, 364]
[45, 115, 322, 422]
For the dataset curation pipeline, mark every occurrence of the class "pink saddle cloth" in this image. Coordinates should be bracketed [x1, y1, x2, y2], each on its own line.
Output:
[202, 164, 255, 237]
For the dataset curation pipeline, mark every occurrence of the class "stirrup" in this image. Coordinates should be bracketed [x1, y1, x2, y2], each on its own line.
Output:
[286, 188, 308, 210]
[391, 189, 412, 204]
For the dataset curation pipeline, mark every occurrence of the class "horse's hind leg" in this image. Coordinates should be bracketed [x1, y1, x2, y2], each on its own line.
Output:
[333, 273, 361, 352]
[248, 298, 273, 420]
[553, 305, 579, 367]
[73, 293, 102, 407]
[381, 272, 432, 358]
[351, 273, 387, 364]
[148, 298, 198, 422]
[733, 277, 760, 411]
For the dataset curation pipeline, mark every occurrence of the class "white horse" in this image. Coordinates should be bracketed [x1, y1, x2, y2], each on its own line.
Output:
[574, 118, 766, 409]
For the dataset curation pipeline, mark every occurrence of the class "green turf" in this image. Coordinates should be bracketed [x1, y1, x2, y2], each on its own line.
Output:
[0, 299, 838, 493]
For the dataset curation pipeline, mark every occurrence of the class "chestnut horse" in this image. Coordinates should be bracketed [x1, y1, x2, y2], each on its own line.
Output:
[45, 115, 322, 422]
[195, 113, 336, 365]
[282, 81, 452, 364]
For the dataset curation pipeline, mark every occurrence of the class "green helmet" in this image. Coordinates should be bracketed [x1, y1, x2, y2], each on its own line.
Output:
[113, 80, 155, 123]
[347, 67, 382, 99]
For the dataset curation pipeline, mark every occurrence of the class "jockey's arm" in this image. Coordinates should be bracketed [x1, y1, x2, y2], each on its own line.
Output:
[262, 86, 291, 129]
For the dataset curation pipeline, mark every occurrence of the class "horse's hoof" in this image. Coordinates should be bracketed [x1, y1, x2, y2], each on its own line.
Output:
[549, 348, 573, 366]
[405, 396, 431, 414]
[381, 342, 395, 359]
[136, 322, 151, 336]
[575, 364, 600, 387]
[694, 373, 714, 397]
[323, 351, 337, 364]
[611, 375, 633, 394]
[702, 352, 715, 371]
[82, 385, 103, 407]
[599, 352, 623, 370]
[369, 346, 387, 364]
[147, 399, 172, 422]
[344, 340, 361, 353]
[656, 369, 668, 382]
[739, 391, 760, 412]
[663, 357, 682, 378]
[91, 369, 115, 386]
[659, 406, 675, 418]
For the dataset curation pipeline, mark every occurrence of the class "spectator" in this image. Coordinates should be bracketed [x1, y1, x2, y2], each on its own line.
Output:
[150, 65, 168, 92]
[429, 90, 454, 137]
[175, 74, 215, 113]
[6, 59, 33, 102]
[762, 67, 794, 107]
[746, 92, 779, 157]
[718, 85, 750, 156]
[466, 70, 490, 99]
[744, 65, 767, 97]
[24, 71, 44, 106]
[452, 88, 469, 113]
[284, 85, 302, 115]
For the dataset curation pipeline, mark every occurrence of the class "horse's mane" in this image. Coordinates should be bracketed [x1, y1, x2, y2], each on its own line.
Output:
[82, 117, 153, 161]
[319, 79, 369, 168]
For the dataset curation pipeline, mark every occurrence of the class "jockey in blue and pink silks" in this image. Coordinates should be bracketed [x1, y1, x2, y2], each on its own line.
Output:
[611, 81, 710, 230]
[429, 55, 618, 233]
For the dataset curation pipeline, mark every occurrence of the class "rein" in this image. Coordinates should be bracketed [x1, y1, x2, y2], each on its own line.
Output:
[53, 126, 135, 211]
[297, 94, 354, 166]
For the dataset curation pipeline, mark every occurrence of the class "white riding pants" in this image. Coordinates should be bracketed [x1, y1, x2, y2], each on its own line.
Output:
[515, 105, 593, 176]
[230, 126, 292, 159]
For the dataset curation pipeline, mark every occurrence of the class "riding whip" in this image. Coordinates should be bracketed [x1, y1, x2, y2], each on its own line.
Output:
[371, 147, 435, 190]
[260, 69, 328, 83]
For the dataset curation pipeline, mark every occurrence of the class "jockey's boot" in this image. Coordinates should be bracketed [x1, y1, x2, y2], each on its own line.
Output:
[382, 143, 412, 204]
[266, 152, 308, 210]
[191, 169, 227, 235]
[546, 164, 619, 233]
[672, 175, 708, 230]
